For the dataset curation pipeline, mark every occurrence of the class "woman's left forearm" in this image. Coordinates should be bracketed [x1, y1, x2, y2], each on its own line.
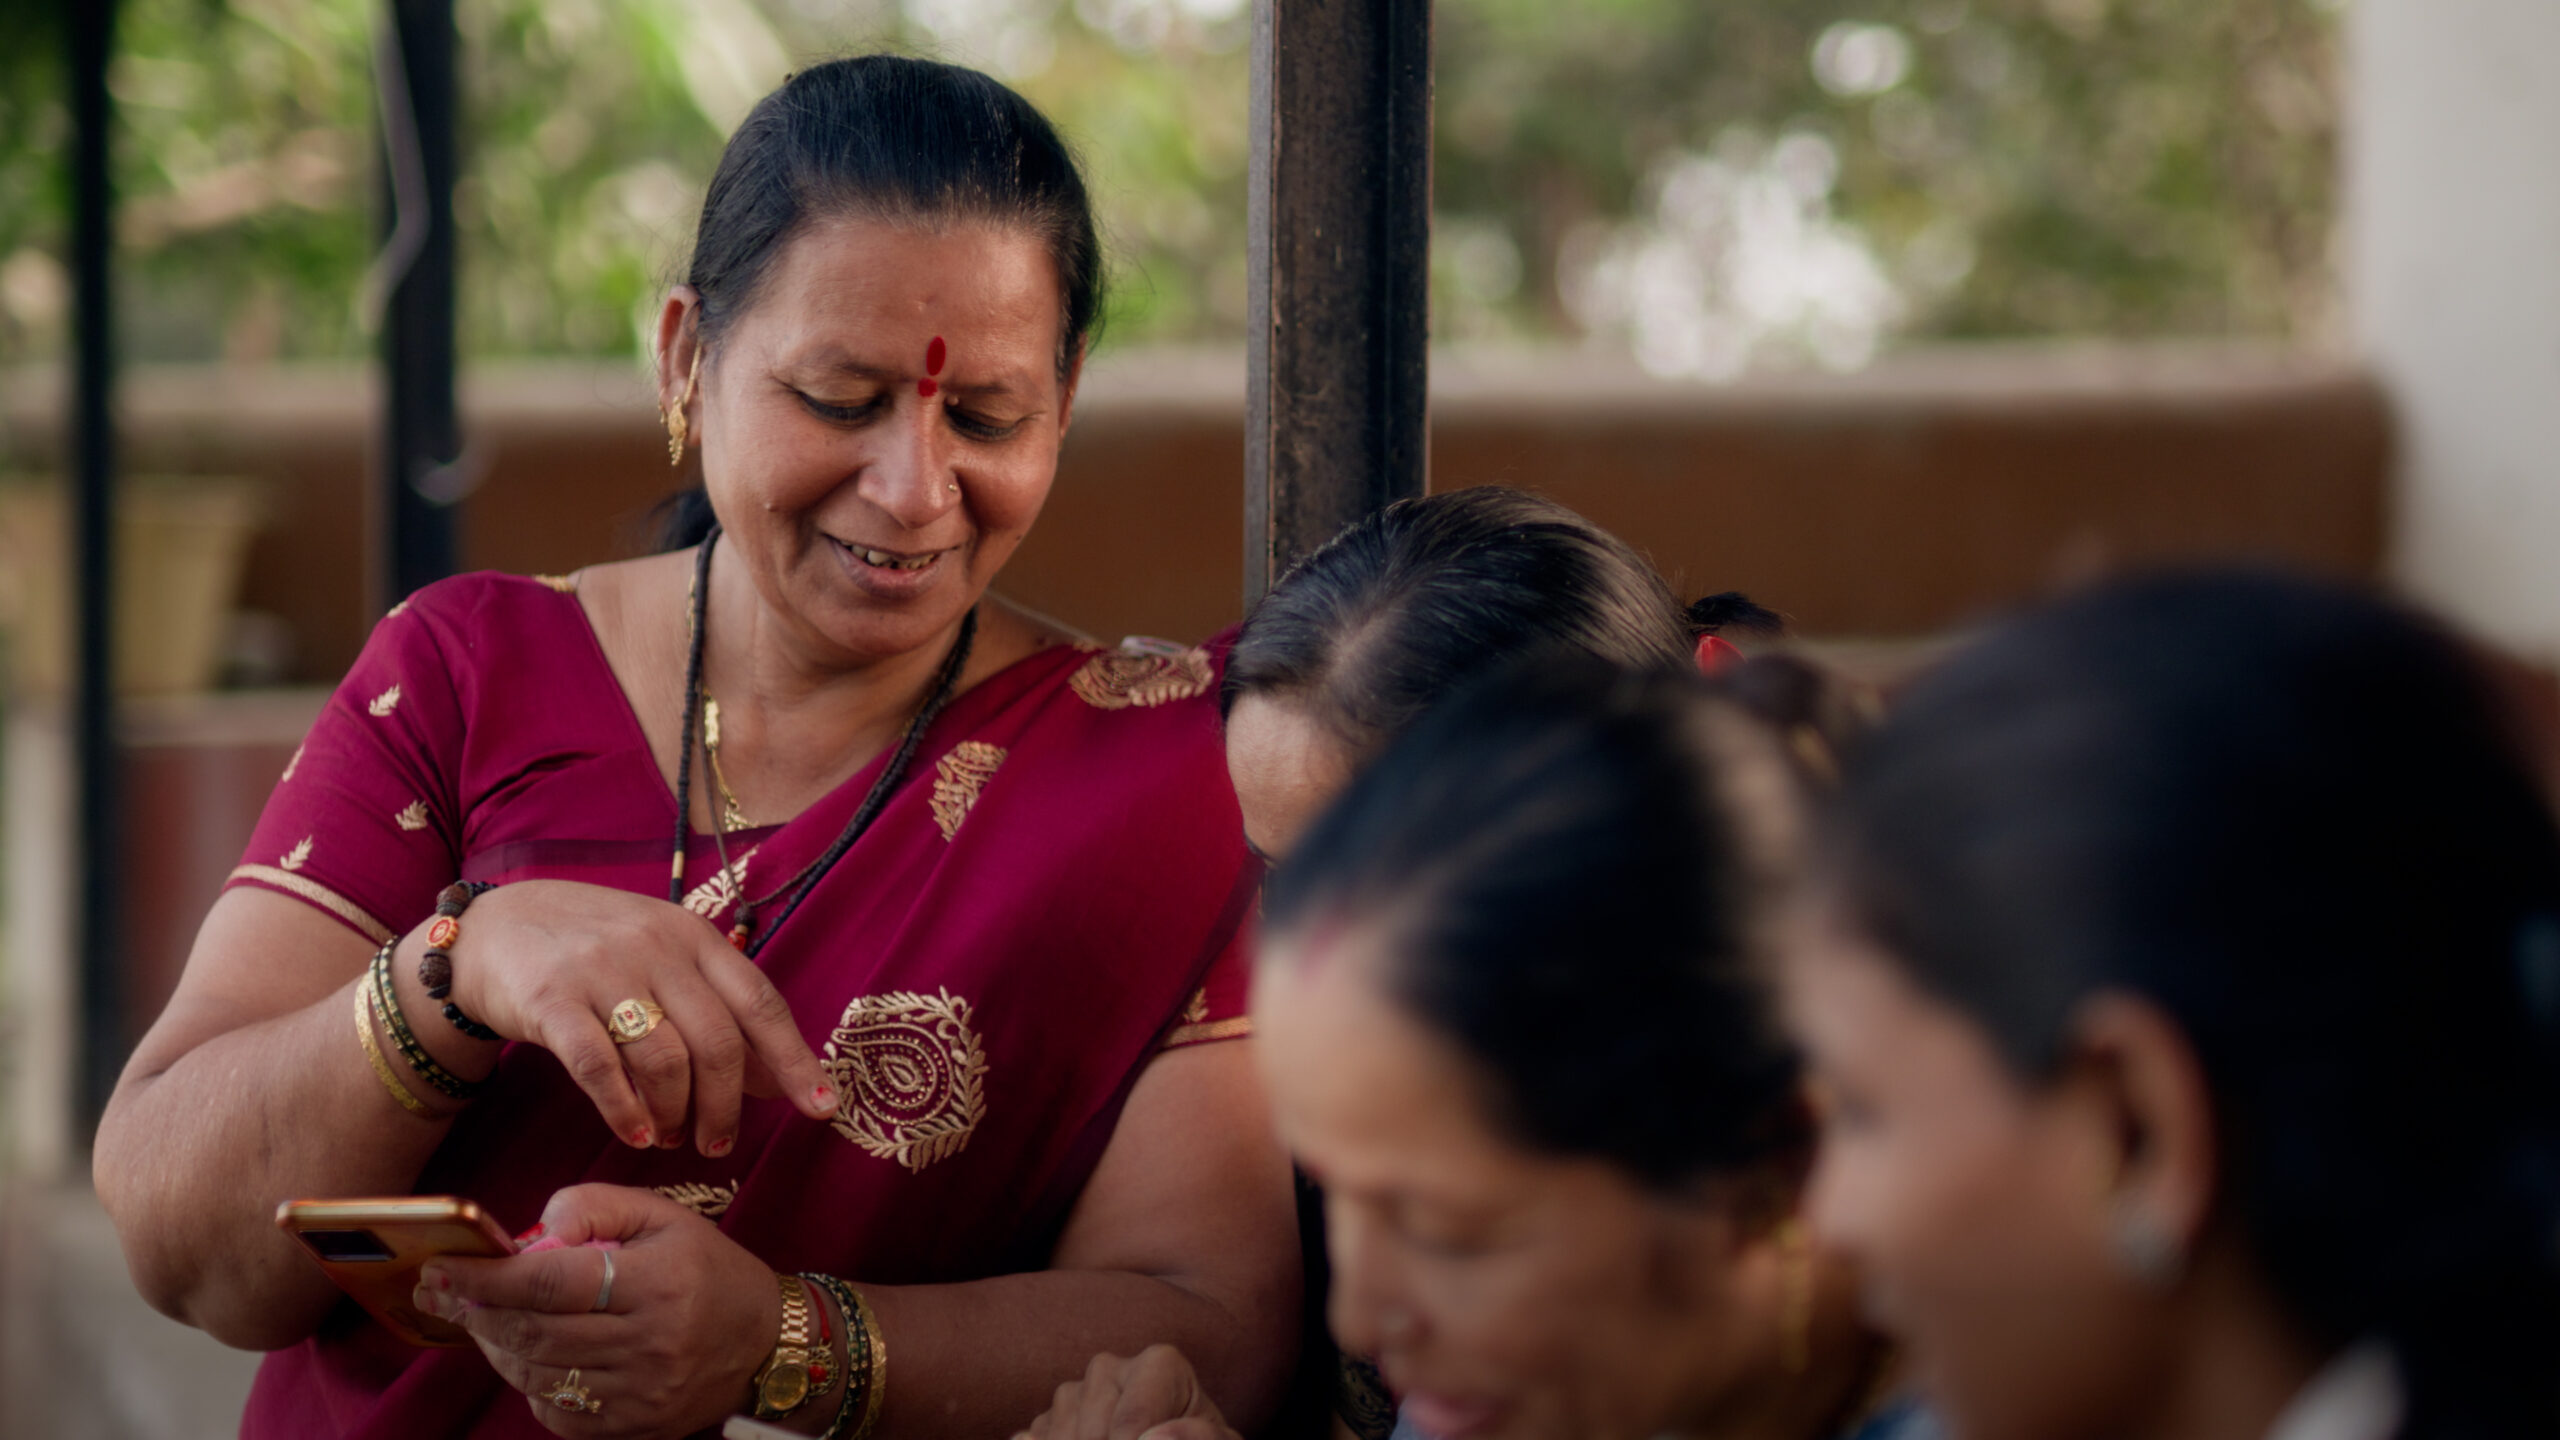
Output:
[854, 1042, 1304, 1439]
[853, 1264, 1297, 1440]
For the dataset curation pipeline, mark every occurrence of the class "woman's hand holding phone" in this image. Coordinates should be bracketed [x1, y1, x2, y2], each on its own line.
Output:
[414, 1183, 783, 1438]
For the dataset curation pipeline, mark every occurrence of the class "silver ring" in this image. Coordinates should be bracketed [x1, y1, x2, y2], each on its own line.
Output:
[591, 1249, 616, 1313]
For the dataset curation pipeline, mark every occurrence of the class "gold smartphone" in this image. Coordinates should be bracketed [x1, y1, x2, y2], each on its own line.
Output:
[276, 1196, 517, 1347]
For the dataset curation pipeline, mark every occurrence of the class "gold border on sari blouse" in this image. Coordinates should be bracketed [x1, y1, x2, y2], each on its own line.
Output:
[227, 864, 395, 945]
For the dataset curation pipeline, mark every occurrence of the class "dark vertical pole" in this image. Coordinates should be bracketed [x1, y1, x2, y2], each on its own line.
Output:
[375, 0, 460, 612]
[1244, 0, 1433, 606]
[68, 0, 124, 1129]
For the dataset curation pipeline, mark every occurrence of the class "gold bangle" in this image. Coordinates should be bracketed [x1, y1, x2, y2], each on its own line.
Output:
[354, 981, 431, 1117]
[370, 939, 483, 1100]
[851, 1286, 887, 1440]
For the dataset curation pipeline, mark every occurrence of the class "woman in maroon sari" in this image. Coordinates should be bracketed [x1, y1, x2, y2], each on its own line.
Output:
[92, 57, 1297, 1440]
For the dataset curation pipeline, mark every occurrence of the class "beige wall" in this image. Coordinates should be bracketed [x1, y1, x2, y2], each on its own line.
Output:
[2, 342, 2390, 686]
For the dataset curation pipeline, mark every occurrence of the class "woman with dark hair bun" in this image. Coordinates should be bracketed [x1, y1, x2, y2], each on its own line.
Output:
[1220, 485, 1780, 861]
[1788, 569, 2560, 1440]
[95, 56, 1297, 1439]
[1026, 663, 1917, 1440]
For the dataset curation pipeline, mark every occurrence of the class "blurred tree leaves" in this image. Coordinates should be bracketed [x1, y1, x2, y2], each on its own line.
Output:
[0, 0, 2339, 367]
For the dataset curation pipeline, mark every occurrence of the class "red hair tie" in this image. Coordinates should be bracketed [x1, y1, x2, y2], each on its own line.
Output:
[1695, 634, 1744, 675]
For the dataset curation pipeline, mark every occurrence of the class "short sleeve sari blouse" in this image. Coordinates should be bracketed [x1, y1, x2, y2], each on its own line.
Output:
[229, 573, 1258, 1438]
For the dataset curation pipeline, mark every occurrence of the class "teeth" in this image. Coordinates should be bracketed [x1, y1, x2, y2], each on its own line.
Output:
[851, 544, 937, 571]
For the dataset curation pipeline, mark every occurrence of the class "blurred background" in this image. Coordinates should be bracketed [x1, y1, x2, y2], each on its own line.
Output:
[0, 0, 2551, 1434]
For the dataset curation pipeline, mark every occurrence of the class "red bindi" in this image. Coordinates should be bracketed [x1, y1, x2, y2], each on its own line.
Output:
[918, 336, 947, 398]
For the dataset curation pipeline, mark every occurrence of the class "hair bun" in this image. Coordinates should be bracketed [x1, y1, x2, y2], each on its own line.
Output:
[1686, 592, 1785, 638]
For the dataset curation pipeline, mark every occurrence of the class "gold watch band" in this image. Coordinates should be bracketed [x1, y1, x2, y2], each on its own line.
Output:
[753, 1273, 817, 1419]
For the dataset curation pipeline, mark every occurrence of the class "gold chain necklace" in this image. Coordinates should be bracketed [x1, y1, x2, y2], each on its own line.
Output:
[667, 526, 978, 955]
[700, 696, 755, 833]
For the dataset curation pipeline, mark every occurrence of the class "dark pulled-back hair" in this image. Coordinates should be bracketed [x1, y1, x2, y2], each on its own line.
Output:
[1822, 569, 2560, 1439]
[659, 55, 1103, 550]
[1223, 487, 1780, 761]
[1263, 660, 1835, 1190]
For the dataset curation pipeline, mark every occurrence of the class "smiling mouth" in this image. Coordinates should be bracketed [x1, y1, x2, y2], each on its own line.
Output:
[833, 538, 948, 572]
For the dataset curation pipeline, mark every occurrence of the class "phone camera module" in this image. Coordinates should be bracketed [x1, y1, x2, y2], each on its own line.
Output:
[299, 1228, 395, 1263]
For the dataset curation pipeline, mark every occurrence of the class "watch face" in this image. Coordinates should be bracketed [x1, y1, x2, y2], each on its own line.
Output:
[761, 1363, 811, 1415]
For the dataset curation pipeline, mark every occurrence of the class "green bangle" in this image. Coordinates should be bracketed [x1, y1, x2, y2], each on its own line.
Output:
[805, 1274, 871, 1440]
[369, 939, 483, 1100]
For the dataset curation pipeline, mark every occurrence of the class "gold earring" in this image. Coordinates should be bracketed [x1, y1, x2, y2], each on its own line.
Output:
[1776, 1217, 1813, 1375]
[665, 349, 702, 468]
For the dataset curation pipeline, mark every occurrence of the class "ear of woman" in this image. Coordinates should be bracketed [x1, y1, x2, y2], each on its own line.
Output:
[2058, 992, 2220, 1291]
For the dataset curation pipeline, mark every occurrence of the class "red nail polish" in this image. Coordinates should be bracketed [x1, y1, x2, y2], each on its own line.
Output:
[812, 1085, 836, 1108]
[630, 1126, 653, 1147]
[514, 1223, 545, 1244]
[708, 1135, 734, 1156]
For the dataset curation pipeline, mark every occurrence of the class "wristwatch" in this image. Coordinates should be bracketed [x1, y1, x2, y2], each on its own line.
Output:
[753, 1273, 817, 1419]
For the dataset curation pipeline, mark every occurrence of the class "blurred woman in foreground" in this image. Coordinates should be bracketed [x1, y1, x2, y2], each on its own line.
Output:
[1788, 570, 2560, 1440]
[1028, 662, 1921, 1440]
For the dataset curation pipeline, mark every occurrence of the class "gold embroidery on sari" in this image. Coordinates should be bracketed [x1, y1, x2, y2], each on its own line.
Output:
[386, 598, 411, 618]
[227, 864, 394, 944]
[655, 1181, 737, 1218]
[279, 836, 314, 871]
[929, 742, 1006, 841]
[1068, 647, 1214, 711]
[1180, 988, 1209, 1024]
[1164, 1016, 1254, 1048]
[395, 801, 431, 832]
[532, 573, 578, 594]
[282, 743, 304, 782]
[823, 989, 989, 1173]
[681, 846, 757, 920]
[367, 683, 403, 717]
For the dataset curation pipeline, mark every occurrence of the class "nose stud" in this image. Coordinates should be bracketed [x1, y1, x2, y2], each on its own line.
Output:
[947, 483, 960, 495]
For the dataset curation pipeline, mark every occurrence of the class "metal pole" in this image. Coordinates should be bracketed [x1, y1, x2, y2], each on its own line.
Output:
[67, 0, 123, 1129]
[374, 0, 461, 611]
[1243, 0, 1433, 606]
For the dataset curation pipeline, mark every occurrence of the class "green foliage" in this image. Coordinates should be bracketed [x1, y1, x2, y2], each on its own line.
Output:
[0, 0, 2338, 368]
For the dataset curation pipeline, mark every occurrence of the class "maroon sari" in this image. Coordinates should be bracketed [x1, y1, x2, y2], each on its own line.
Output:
[227, 573, 1257, 1438]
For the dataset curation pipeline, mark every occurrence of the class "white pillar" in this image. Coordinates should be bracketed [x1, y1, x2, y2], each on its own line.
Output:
[2350, 0, 2560, 659]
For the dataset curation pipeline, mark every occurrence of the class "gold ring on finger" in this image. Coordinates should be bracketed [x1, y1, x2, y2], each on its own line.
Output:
[545, 1367, 603, 1414]
[606, 998, 666, 1045]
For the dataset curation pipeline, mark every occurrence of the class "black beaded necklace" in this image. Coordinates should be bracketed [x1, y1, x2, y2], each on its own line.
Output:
[665, 525, 978, 957]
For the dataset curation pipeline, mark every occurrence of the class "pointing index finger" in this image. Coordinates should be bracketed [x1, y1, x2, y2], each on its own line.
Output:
[699, 940, 836, 1120]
